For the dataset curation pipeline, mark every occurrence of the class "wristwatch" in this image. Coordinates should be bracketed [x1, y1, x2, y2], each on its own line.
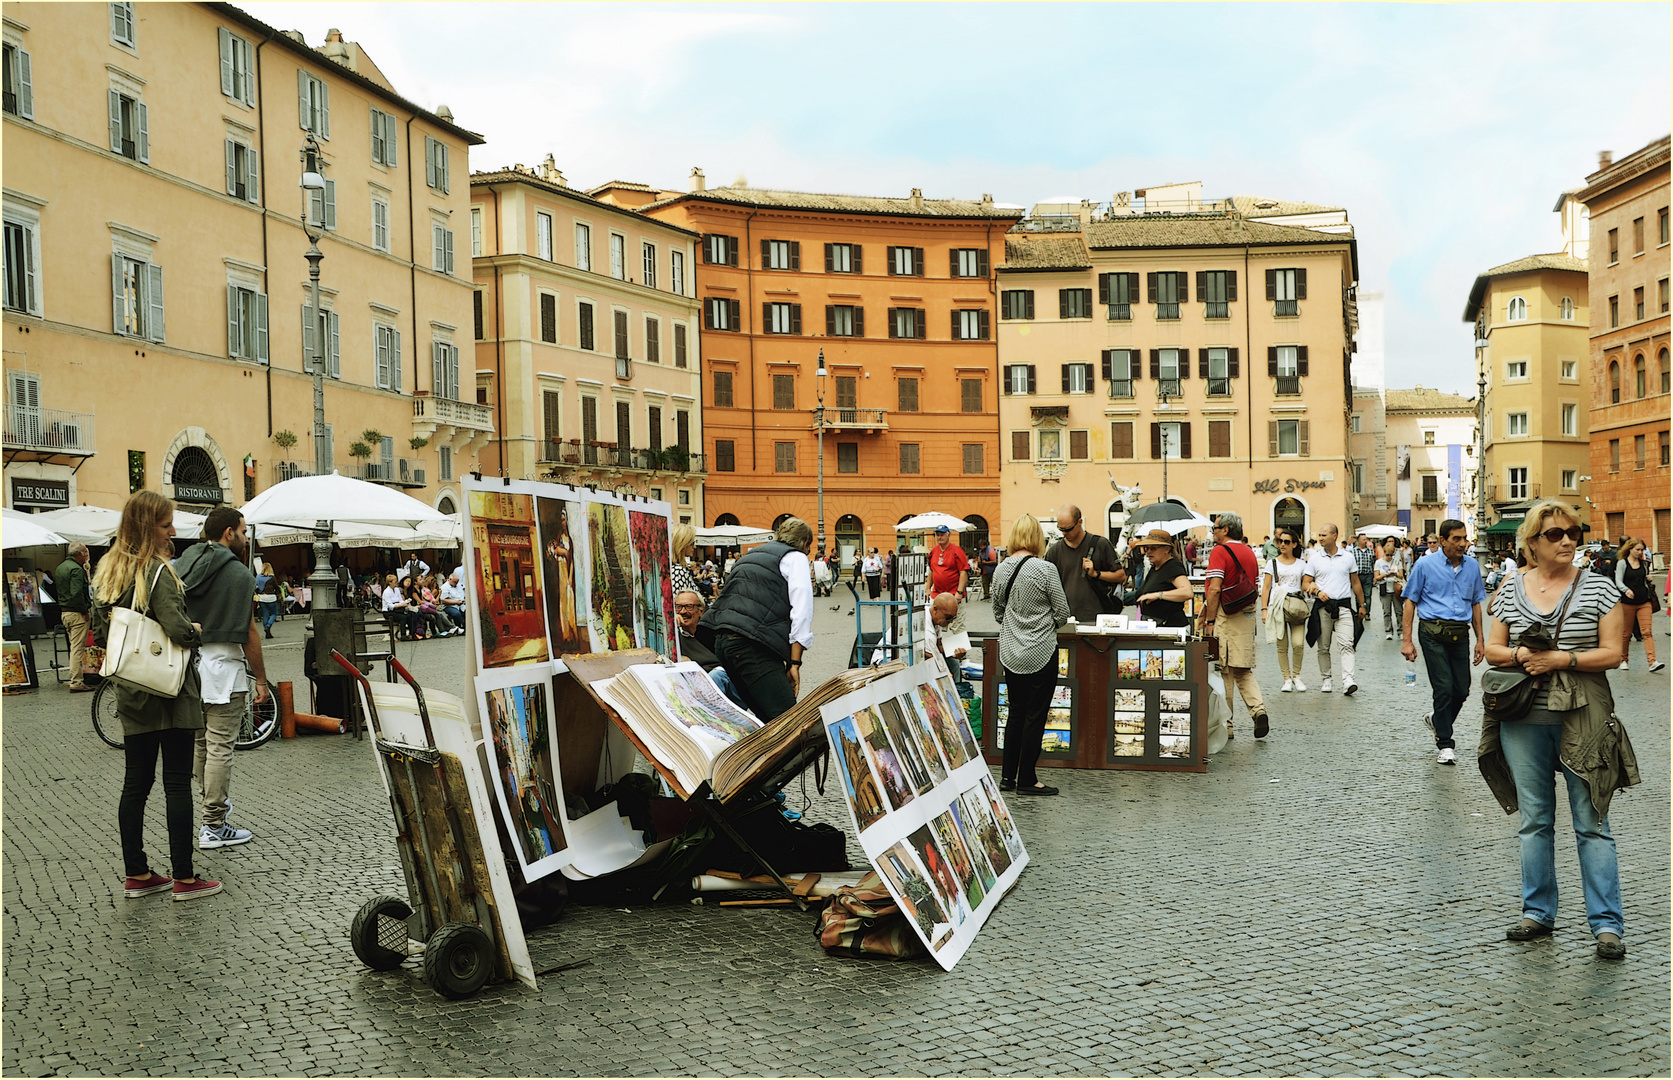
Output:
[1568, 651, 1579, 670]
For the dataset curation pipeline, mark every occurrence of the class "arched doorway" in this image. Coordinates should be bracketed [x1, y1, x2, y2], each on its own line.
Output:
[771, 512, 793, 531]
[436, 495, 457, 517]
[713, 512, 739, 527]
[1273, 497, 1307, 540]
[962, 514, 989, 557]
[171, 446, 224, 508]
[835, 513, 863, 563]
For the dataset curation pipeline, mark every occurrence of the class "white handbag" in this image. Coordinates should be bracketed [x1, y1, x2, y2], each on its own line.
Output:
[100, 563, 189, 698]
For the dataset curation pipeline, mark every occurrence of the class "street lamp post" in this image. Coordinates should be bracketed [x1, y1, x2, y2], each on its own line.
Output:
[1159, 386, 1173, 501]
[301, 133, 336, 612]
[1474, 336, 1489, 552]
[814, 349, 827, 558]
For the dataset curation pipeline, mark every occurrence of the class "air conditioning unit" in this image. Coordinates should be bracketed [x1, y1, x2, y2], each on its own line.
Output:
[412, 468, 426, 485]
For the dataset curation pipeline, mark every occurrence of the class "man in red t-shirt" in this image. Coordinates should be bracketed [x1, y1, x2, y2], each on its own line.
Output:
[1200, 512, 1268, 739]
[928, 526, 969, 599]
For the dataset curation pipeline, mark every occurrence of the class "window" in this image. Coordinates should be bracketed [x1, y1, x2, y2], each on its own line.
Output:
[1560, 296, 1575, 320]
[1661, 207, 1670, 246]
[887, 246, 923, 276]
[1059, 288, 1092, 319]
[675, 410, 690, 452]
[674, 323, 687, 368]
[670, 250, 685, 295]
[298, 71, 329, 138]
[961, 378, 982, 413]
[1351, 462, 1364, 493]
[1507, 467, 1528, 499]
[1507, 296, 1527, 321]
[1, 42, 32, 119]
[642, 242, 657, 289]
[762, 239, 799, 271]
[299, 302, 339, 377]
[641, 317, 658, 363]
[1660, 278, 1669, 314]
[774, 441, 797, 473]
[1421, 474, 1439, 503]
[952, 248, 988, 278]
[225, 284, 268, 363]
[1203, 347, 1234, 396]
[963, 443, 984, 475]
[888, 307, 924, 339]
[1011, 431, 1030, 460]
[1507, 412, 1528, 436]
[1562, 469, 1577, 491]
[110, 2, 135, 47]
[834, 375, 857, 411]
[1208, 420, 1231, 459]
[772, 374, 795, 410]
[825, 243, 861, 274]
[609, 234, 625, 280]
[1608, 228, 1618, 264]
[1110, 421, 1134, 459]
[1633, 216, 1644, 254]
[1422, 517, 1437, 539]
[1069, 430, 1089, 460]
[372, 323, 401, 390]
[1636, 433, 1648, 470]
[646, 405, 663, 452]
[1149, 272, 1186, 319]
[1198, 270, 1235, 319]
[108, 88, 148, 162]
[1038, 430, 1061, 461]
[1269, 345, 1307, 394]
[1635, 354, 1646, 397]
[306, 179, 338, 233]
[704, 297, 740, 331]
[613, 309, 629, 360]
[438, 445, 453, 481]
[1561, 403, 1577, 436]
[1152, 422, 1188, 460]
[703, 234, 738, 266]
[1423, 429, 1436, 446]
[715, 439, 735, 472]
[1609, 438, 1620, 472]
[1103, 349, 1137, 399]
[371, 197, 390, 252]
[1061, 363, 1092, 394]
[1663, 430, 1671, 467]
[836, 443, 858, 474]
[614, 400, 631, 448]
[1271, 419, 1308, 457]
[1609, 359, 1620, 403]
[1351, 414, 1362, 434]
[539, 293, 557, 343]
[1266, 268, 1305, 316]
[1154, 348, 1183, 396]
[3, 213, 41, 316]
[764, 302, 801, 335]
[953, 309, 989, 340]
[1101, 272, 1139, 321]
[423, 136, 450, 193]
[578, 301, 595, 350]
[1001, 289, 1035, 321]
[218, 28, 255, 106]
[897, 377, 918, 413]
[580, 396, 598, 458]
[1634, 287, 1645, 321]
[369, 106, 397, 166]
[899, 443, 920, 475]
[826, 305, 861, 337]
[1663, 349, 1671, 395]
[1561, 359, 1577, 380]
[1506, 360, 1528, 379]
[574, 223, 592, 271]
[431, 224, 454, 273]
[713, 369, 733, 408]
[1609, 296, 1619, 328]
[432, 340, 459, 399]
[113, 253, 164, 342]
[536, 213, 553, 260]
[473, 290, 483, 339]
[468, 207, 482, 257]
[1003, 365, 1035, 395]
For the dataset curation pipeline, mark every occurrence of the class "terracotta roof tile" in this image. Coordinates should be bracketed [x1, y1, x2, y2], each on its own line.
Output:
[1000, 235, 1091, 271]
[1082, 216, 1351, 250]
[1229, 195, 1346, 217]
[1476, 253, 1588, 278]
[1384, 387, 1476, 412]
[642, 186, 1023, 219]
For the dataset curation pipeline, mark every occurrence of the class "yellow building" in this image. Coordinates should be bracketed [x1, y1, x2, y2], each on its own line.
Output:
[470, 164, 705, 524]
[996, 202, 1359, 545]
[1462, 253, 1591, 532]
[2, 3, 486, 521]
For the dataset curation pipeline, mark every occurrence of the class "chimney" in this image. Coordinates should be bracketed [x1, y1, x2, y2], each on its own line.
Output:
[690, 167, 705, 193]
[910, 187, 924, 210]
[436, 104, 454, 123]
[541, 154, 563, 185]
[1598, 150, 1613, 169]
[981, 193, 993, 209]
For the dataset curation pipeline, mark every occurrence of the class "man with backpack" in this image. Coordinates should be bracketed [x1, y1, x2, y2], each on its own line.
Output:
[1200, 512, 1270, 739]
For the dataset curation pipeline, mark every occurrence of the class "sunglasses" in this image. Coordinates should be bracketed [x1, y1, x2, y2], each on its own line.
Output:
[1539, 526, 1584, 543]
[1278, 538, 1296, 544]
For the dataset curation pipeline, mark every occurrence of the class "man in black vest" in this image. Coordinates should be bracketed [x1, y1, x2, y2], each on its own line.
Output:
[697, 517, 815, 721]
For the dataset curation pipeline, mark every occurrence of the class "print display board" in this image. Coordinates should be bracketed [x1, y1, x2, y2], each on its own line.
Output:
[991, 646, 1077, 760]
[1106, 644, 1203, 765]
[822, 658, 1028, 970]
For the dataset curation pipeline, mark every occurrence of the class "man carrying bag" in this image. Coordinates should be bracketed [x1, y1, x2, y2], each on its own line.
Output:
[1400, 519, 1486, 765]
[1201, 513, 1270, 739]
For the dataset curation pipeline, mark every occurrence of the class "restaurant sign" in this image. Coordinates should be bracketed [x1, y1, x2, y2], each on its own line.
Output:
[1253, 477, 1329, 494]
[10, 478, 70, 509]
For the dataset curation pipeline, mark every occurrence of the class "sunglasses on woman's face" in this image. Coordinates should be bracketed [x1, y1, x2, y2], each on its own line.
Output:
[1539, 526, 1584, 543]
[1278, 538, 1295, 545]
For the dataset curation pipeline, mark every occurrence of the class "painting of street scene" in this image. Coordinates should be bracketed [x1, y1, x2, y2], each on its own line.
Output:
[830, 715, 886, 833]
[958, 784, 1013, 879]
[469, 491, 550, 668]
[853, 705, 915, 812]
[483, 679, 568, 877]
[878, 839, 953, 952]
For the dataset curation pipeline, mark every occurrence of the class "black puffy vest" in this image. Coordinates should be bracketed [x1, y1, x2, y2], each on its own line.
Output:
[698, 540, 794, 658]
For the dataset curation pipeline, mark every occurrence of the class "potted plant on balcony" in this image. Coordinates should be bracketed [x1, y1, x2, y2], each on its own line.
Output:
[664, 445, 690, 473]
[348, 440, 373, 477]
[410, 436, 429, 451]
[273, 429, 298, 455]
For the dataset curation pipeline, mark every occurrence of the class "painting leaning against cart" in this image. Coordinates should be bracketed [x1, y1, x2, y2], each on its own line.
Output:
[468, 491, 550, 668]
[535, 496, 591, 656]
[480, 673, 571, 880]
[627, 509, 677, 660]
[587, 502, 636, 652]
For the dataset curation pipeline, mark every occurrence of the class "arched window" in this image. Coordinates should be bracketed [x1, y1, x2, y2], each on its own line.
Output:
[1560, 296, 1575, 320]
[834, 513, 863, 556]
[436, 496, 457, 516]
[1634, 354, 1646, 398]
[962, 514, 989, 555]
[1609, 360, 1621, 404]
[771, 512, 792, 531]
[713, 512, 739, 527]
[172, 446, 223, 506]
[1507, 297, 1528, 321]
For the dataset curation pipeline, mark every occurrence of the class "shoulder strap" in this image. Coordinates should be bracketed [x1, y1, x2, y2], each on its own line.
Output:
[134, 561, 166, 616]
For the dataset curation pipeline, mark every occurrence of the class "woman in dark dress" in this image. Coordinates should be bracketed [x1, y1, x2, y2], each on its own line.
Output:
[1130, 529, 1193, 628]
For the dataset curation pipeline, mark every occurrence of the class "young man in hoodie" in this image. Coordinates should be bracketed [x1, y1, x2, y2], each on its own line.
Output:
[176, 506, 269, 849]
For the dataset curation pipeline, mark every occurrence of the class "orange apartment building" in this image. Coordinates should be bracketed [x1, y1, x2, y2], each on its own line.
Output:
[598, 176, 1022, 559]
[1575, 137, 1671, 556]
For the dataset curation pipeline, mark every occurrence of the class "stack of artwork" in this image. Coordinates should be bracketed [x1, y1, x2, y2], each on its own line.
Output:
[823, 659, 1028, 970]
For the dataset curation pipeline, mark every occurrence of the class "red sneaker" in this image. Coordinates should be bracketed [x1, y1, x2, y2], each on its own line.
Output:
[171, 878, 223, 902]
[123, 872, 173, 898]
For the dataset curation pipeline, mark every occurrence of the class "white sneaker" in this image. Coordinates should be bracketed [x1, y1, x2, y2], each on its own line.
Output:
[199, 823, 253, 849]
[1293, 679, 1307, 692]
[1319, 679, 1333, 693]
[1437, 748, 1456, 765]
[1652, 661, 1666, 673]
[1619, 661, 1630, 670]
[1280, 679, 1294, 692]
[1343, 681, 1359, 697]
[1385, 632, 1394, 640]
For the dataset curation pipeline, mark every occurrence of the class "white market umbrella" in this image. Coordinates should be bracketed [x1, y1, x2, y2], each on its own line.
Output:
[696, 524, 773, 546]
[239, 471, 448, 530]
[2, 508, 70, 550]
[894, 512, 972, 533]
[253, 518, 462, 550]
[1121, 501, 1213, 537]
[1355, 523, 1407, 540]
[173, 509, 208, 540]
[34, 505, 119, 546]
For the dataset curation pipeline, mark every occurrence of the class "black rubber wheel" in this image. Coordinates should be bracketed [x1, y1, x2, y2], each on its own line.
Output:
[91, 680, 124, 749]
[349, 894, 413, 971]
[423, 921, 493, 999]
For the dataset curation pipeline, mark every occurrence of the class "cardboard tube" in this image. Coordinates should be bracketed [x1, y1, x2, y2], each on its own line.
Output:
[277, 681, 296, 739]
[292, 710, 345, 735]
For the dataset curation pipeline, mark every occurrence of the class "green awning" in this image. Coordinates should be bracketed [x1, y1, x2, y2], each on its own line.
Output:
[1481, 519, 1521, 535]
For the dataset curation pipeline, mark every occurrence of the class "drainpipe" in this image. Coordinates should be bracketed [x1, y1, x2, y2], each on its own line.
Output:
[743, 208, 759, 472]
[254, 28, 276, 439]
[492, 186, 505, 476]
[1244, 244, 1253, 464]
[405, 116, 419, 396]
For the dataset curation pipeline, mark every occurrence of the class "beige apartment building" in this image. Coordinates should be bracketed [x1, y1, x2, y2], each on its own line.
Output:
[470, 165, 704, 523]
[1463, 252, 1590, 533]
[995, 196, 1359, 546]
[1384, 387, 1479, 540]
[2, 3, 484, 520]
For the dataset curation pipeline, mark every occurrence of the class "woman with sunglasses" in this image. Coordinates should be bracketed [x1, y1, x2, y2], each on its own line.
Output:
[1373, 538, 1404, 640]
[1259, 530, 1309, 691]
[1613, 538, 1662, 672]
[1480, 502, 1638, 961]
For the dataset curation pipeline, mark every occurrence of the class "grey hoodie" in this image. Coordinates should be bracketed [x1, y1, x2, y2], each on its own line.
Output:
[175, 542, 256, 643]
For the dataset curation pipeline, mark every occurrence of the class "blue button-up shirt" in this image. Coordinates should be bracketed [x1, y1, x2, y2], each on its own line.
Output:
[1403, 552, 1486, 622]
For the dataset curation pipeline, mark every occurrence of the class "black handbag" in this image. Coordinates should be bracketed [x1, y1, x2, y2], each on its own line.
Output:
[1480, 666, 1539, 722]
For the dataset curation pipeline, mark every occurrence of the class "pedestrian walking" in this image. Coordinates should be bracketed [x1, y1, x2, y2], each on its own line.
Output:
[54, 541, 94, 693]
[1300, 523, 1367, 695]
[1353, 535, 1377, 620]
[978, 538, 999, 600]
[1399, 519, 1486, 765]
[254, 562, 279, 638]
[697, 516, 815, 721]
[1200, 513, 1269, 739]
[1374, 538, 1404, 639]
[90, 490, 219, 902]
[990, 514, 1070, 797]
[1259, 535, 1278, 562]
[1613, 538, 1663, 672]
[1479, 501, 1638, 960]
[1260, 529, 1310, 692]
[862, 547, 883, 599]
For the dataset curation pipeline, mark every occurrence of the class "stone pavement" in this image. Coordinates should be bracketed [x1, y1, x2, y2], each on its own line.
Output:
[3, 595, 1669, 1077]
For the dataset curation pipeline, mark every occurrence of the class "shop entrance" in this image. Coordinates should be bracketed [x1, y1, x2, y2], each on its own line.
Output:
[1273, 497, 1307, 540]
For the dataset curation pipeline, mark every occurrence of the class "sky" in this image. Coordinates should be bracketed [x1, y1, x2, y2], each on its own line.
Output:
[245, 2, 1671, 396]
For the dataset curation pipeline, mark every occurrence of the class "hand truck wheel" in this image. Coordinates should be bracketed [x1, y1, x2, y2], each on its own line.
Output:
[349, 894, 414, 971]
[423, 921, 493, 999]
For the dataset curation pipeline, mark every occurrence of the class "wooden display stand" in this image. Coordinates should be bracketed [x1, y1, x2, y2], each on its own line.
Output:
[979, 630, 1215, 773]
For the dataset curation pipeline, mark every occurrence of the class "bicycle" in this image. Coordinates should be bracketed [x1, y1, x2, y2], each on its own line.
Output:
[93, 671, 279, 751]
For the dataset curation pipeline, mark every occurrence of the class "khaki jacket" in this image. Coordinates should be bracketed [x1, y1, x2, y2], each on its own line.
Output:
[1477, 670, 1640, 819]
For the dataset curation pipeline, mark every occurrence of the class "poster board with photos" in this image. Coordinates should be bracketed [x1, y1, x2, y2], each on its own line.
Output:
[1104, 637, 1210, 772]
[821, 657, 1028, 970]
[988, 645, 1077, 762]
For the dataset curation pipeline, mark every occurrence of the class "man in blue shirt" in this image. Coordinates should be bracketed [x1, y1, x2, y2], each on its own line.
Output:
[1399, 519, 1486, 765]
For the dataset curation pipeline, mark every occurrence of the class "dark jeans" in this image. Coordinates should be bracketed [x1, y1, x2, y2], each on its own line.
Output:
[1002, 663, 1058, 788]
[714, 631, 797, 722]
[1417, 627, 1471, 750]
[119, 727, 197, 880]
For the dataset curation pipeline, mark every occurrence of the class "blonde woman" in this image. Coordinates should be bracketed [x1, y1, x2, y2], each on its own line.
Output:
[91, 491, 218, 902]
[990, 514, 1070, 796]
[254, 561, 279, 638]
[670, 523, 698, 599]
[1613, 538, 1662, 672]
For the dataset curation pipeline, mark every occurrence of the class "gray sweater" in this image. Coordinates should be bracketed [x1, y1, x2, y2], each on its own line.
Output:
[990, 554, 1070, 676]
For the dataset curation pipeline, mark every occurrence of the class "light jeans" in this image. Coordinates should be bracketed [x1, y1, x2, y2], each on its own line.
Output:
[1314, 605, 1356, 683]
[195, 692, 245, 827]
[1379, 587, 1401, 634]
[1498, 720, 1623, 937]
[61, 610, 90, 687]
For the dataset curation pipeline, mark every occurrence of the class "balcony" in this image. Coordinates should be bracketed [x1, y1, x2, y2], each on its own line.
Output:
[540, 439, 704, 475]
[1274, 376, 1301, 397]
[1154, 380, 1182, 401]
[814, 407, 888, 433]
[411, 392, 494, 459]
[4, 405, 96, 461]
[273, 462, 316, 484]
[359, 459, 427, 488]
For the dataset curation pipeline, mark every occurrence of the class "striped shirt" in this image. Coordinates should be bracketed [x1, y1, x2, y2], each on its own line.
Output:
[1489, 569, 1621, 711]
[990, 554, 1070, 676]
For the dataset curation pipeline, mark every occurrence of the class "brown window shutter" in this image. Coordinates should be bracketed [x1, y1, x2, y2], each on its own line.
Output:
[914, 247, 924, 276]
[1178, 423, 1191, 459]
[1012, 430, 1030, 460]
[1024, 291, 1034, 319]
[952, 310, 961, 340]
[1298, 420, 1311, 457]
[1267, 347, 1279, 377]
[1178, 351, 1190, 379]
[1101, 349, 1112, 381]
[887, 307, 897, 338]
[916, 308, 926, 339]
[1268, 421, 1280, 457]
[1098, 274, 1110, 304]
[1297, 345, 1309, 377]
[977, 249, 989, 277]
[1226, 271, 1237, 302]
[853, 307, 864, 337]
[1198, 349, 1210, 379]
[704, 303, 713, 331]
[1150, 423, 1162, 459]
[761, 238, 771, 266]
[826, 306, 835, 337]
[979, 309, 989, 339]
[1150, 350, 1161, 379]
[1059, 290, 1069, 319]
[728, 299, 739, 326]
[824, 243, 833, 273]
[790, 304, 801, 335]
[852, 245, 862, 274]
[1295, 268, 1307, 300]
[790, 241, 800, 271]
[763, 302, 772, 332]
[1128, 350, 1141, 381]
[1228, 348, 1240, 378]
[1196, 271, 1207, 299]
[1002, 366, 1013, 395]
[1177, 271, 1188, 303]
[1265, 268, 1276, 301]
[1147, 272, 1157, 303]
[728, 237, 738, 267]
[1026, 365, 1036, 393]
[1061, 364, 1071, 393]
[887, 247, 897, 276]
[949, 250, 959, 277]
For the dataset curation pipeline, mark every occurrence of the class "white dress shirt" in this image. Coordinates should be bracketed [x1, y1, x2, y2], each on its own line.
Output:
[779, 550, 814, 649]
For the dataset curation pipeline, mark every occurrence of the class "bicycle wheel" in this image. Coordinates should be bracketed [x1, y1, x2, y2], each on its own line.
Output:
[234, 687, 280, 750]
[92, 681, 124, 749]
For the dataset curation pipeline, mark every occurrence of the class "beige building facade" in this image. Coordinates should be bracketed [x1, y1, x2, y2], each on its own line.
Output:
[1383, 387, 1479, 540]
[2, 3, 485, 520]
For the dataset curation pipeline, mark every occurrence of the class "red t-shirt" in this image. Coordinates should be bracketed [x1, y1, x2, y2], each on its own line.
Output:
[929, 542, 970, 595]
[1206, 540, 1259, 611]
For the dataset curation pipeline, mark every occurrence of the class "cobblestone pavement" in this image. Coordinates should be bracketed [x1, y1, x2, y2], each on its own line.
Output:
[4, 594, 1669, 1077]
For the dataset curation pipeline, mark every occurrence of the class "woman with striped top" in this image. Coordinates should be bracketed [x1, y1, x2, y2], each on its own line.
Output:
[991, 514, 1070, 797]
[1484, 501, 1632, 961]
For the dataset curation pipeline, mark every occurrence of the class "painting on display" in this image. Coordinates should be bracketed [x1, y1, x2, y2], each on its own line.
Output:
[478, 670, 570, 881]
[1, 640, 34, 690]
[627, 509, 677, 660]
[587, 502, 636, 652]
[468, 491, 550, 669]
[535, 496, 591, 656]
[7, 569, 40, 620]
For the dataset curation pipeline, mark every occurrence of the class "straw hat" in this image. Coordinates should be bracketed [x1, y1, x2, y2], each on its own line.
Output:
[1129, 528, 1176, 550]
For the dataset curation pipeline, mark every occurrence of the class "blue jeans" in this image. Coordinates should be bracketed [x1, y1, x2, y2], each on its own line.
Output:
[1498, 721, 1623, 936]
[258, 599, 279, 631]
[1416, 627, 1470, 750]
